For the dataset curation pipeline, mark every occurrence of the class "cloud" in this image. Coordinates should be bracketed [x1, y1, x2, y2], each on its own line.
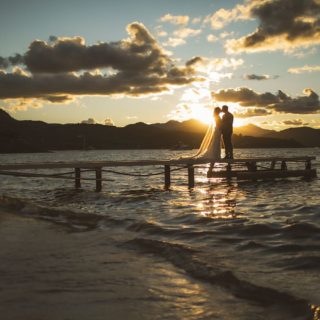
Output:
[288, 65, 320, 73]
[3, 23, 170, 74]
[0, 98, 42, 111]
[234, 108, 272, 118]
[81, 118, 97, 124]
[163, 37, 186, 47]
[226, 0, 320, 53]
[156, 30, 168, 37]
[160, 14, 189, 25]
[126, 115, 138, 120]
[220, 31, 235, 39]
[186, 57, 242, 83]
[282, 119, 309, 126]
[243, 74, 278, 80]
[173, 28, 202, 39]
[205, 4, 250, 30]
[104, 117, 115, 126]
[207, 34, 218, 43]
[192, 17, 201, 25]
[0, 22, 204, 104]
[212, 87, 320, 114]
[81, 117, 115, 126]
[210, 58, 244, 71]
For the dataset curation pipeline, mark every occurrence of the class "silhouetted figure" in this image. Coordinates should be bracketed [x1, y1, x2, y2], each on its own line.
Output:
[221, 105, 233, 159]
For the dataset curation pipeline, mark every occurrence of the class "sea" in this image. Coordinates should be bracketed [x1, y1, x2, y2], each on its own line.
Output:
[0, 148, 319, 320]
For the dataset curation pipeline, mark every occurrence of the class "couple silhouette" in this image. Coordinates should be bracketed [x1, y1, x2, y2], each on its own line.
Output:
[189, 104, 234, 162]
[214, 105, 233, 160]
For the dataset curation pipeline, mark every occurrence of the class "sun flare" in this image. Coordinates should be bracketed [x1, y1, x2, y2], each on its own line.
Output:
[177, 103, 248, 127]
[192, 107, 213, 124]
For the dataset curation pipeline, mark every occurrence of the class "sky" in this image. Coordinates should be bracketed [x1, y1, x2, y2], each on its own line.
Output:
[0, 0, 320, 130]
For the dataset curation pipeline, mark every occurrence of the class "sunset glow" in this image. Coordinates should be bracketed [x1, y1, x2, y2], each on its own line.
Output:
[0, 0, 319, 129]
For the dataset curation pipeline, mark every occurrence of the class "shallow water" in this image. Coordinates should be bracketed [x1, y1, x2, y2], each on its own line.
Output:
[0, 148, 319, 319]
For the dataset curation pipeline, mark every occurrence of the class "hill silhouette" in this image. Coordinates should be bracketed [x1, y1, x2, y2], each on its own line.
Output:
[234, 124, 274, 137]
[265, 127, 320, 147]
[0, 110, 314, 153]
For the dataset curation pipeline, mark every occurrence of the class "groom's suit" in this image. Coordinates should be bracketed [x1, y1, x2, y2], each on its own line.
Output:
[221, 111, 234, 159]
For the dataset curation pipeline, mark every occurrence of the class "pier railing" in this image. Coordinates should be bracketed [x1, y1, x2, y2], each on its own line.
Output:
[0, 156, 316, 191]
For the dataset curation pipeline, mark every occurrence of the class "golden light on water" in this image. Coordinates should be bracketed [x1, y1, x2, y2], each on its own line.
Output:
[192, 171, 238, 219]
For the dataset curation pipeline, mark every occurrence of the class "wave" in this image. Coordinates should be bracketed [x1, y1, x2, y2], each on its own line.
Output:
[0, 195, 129, 231]
[127, 237, 317, 319]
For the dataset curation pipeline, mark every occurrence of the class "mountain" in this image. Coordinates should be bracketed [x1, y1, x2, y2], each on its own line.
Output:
[265, 127, 320, 147]
[152, 119, 207, 133]
[234, 124, 275, 137]
[0, 110, 312, 153]
[234, 123, 320, 147]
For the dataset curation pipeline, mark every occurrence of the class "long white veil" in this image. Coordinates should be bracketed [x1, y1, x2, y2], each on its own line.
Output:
[191, 121, 215, 159]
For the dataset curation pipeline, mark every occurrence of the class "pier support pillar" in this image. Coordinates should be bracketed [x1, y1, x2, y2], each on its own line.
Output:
[281, 161, 287, 171]
[188, 164, 195, 189]
[305, 160, 311, 170]
[164, 165, 171, 189]
[75, 168, 81, 189]
[95, 167, 102, 192]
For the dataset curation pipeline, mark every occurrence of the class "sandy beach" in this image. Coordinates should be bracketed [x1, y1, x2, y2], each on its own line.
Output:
[0, 210, 238, 320]
[0, 211, 155, 320]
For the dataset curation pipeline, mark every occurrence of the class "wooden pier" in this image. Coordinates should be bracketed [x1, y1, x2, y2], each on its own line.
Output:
[0, 156, 316, 191]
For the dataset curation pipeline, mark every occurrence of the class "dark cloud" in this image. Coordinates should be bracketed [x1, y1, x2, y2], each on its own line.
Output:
[227, 0, 320, 52]
[0, 57, 9, 69]
[0, 23, 204, 102]
[212, 87, 279, 107]
[212, 87, 320, 114]
[282, 119, 309, 126]
[0, 67, 201, 101]
[185, 56, 204, 67]
[3, 23, 169, 74]
[243, 74, 278, 80]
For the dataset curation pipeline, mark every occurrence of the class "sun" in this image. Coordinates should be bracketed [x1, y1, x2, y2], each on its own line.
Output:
[192, 107, 213, 124]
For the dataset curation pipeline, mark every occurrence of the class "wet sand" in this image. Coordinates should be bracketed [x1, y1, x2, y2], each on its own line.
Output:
[0, 211, 243, 320]
[1, 208, 318, 320]
[0, 211, 156, 320]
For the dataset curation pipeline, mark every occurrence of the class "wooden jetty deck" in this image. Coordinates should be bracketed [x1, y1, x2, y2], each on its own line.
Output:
[0, 156, 317, 191]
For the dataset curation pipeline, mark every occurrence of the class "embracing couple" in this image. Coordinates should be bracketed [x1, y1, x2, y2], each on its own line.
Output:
[210, 105, 234, 161]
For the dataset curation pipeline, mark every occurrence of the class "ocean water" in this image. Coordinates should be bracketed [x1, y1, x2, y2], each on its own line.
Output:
[0, 148, 319, 320]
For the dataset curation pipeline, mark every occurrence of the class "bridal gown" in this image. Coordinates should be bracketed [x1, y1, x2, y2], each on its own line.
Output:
[193, 116, 221, 160]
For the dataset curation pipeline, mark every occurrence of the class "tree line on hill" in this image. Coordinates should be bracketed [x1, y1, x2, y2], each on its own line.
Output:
[1, 109, 319, 153]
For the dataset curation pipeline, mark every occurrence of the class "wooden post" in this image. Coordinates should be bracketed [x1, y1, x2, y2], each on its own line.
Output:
[75, 168, 81, 189]
[305, 160, 311, 170]
[281, 161, 287, 171]
[164, 165, 171, 189]
[246, 161, 257, 171]
[188, 164, 195, 189]
[95, 167, 102, 192]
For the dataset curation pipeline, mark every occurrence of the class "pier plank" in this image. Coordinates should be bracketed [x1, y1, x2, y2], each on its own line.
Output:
[0, 156, 315, 170]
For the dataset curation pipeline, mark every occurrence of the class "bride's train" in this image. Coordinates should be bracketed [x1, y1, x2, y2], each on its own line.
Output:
[176, 121, 222, 161]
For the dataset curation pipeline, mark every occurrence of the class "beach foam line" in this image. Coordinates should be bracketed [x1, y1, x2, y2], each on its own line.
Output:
[0, 195, 128, 231]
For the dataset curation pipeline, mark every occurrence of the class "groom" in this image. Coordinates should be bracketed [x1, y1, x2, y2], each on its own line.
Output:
[221, 105, 234, 159]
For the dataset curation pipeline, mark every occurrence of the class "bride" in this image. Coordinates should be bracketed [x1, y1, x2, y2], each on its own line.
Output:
[192, 107, 222, 160]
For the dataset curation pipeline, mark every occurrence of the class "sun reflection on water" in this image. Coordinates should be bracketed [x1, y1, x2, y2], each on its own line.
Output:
[193, 171, 238, 220]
